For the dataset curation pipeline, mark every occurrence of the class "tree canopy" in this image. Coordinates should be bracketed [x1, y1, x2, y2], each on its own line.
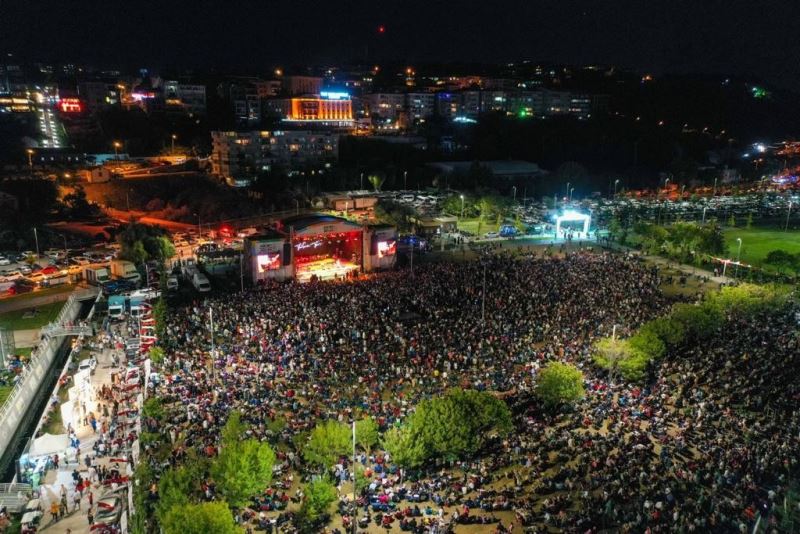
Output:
[536, 362, 586, 408]
[302, 420, 351, 469]
[211, 412, 276, 508]
[384, 388, 512, 467]
[162, 501, 242, 534]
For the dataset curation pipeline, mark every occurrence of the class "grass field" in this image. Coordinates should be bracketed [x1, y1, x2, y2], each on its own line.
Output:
[722, 227, 800, 267]
[0, 301, 64, 330]
[457, 218, 500, 236]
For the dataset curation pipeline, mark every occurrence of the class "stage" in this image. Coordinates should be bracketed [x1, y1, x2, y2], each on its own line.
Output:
[295, 257, 359, 283]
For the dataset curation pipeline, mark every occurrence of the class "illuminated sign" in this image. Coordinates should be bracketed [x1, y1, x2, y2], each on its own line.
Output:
[58, 98, 83, 113]
[295, 240, 323, 251]
[377, 240, 396, 258]
[257, 253, 281, 272]
[320, 91, 350, 100]
[131, 92, 156, 101]
[288, 97, 353, 122]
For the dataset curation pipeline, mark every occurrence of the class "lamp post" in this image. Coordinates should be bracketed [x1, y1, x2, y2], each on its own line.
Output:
[209, 308, 216, 382]
[481, 262, 487, 325]
[460, 194, 465, 220]
[565, 182, 571, 201]
[511, 186, 517, 203]
[26, 149, 34, 171]
[352, 420, 357, 534]
[33, 227, 40, 260]
[702, 206, 707, 224]
[113, 141, 121, 160]
[735, 237, 742, 277]
[614, 179, 620, 198]
[569, 187, 574, 202]
[171, 134, 177, 155]
[294, 199, 299, 215]
[713, 177, 718, 196]
[360, 172, 364, 191]
[403, 170, 408, 190]
[785, 201, 793, 232]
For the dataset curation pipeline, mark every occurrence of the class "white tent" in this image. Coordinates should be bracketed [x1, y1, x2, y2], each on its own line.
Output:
[28, 433, 70, 457]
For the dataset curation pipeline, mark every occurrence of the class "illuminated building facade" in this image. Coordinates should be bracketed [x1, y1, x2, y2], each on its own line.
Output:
[287, 92, 353, 125]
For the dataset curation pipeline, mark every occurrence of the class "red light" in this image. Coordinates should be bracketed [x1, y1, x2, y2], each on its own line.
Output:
[378, 25, 386, 34]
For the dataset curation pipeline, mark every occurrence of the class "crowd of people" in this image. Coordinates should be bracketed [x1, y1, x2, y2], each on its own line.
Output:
[143, 250, 799, 532]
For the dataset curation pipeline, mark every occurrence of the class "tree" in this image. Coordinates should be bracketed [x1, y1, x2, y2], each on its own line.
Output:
[727, 214, 736, 227]
[355, 418, 379, 454]
[303, 420, 351, 468]
[153, 297, 168, 340]
[397, 389, 512, 463]
[302, 478, 337, 520]
[367, 173, 386, 192]
[628, 330, 666, 361]
[536, 362, 585, 409]
[670, 302, 723, 342]
[148, 346, 165, 365]
[593, 337, 649, 382]
[211, 412, 276, 508]
[638, 316, 685, 349]
[295, 478, 337, 533]
[142, 397, 164, 420]
[162, 501, 242, 534]
[381, 426, 426, 468]
[156, 458, 208, 521]
[764, 249, 799, 275]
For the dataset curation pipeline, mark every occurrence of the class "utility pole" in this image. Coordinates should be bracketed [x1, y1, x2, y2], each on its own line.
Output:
[409, 240, 414, 277]
[209, 308, 216, 382]
[352, 420, 357, 534]
[33, 227, 40, 260]
[481, 262, 487, 324]
[239, 253, 245, 293]
[785, 201, 793, 232]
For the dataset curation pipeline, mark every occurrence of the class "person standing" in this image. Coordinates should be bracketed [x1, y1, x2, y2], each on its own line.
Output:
[87, 507, 94, 526]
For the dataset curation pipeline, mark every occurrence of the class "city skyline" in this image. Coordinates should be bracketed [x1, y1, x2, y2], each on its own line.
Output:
[1, 0, 799, 88]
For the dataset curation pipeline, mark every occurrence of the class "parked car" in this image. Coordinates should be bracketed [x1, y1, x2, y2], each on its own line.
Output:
[0, 256, 10, 266]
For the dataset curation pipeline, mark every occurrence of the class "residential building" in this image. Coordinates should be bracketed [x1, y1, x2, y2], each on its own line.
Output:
[284, 75, 323, 96]
[211, 130, 340, 186]
[164, 81, 206, 115]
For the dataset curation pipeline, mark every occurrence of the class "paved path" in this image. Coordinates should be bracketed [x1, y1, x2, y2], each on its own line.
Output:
[0, 289, 73, 314]
[37, 343, 132, 534]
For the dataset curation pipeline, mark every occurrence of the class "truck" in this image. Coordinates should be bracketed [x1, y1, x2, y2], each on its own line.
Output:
[107, 295, 126, 319]
[110, 260, 141, 284]
[84, 265, 111, 286]
[192, 272, 211, 293]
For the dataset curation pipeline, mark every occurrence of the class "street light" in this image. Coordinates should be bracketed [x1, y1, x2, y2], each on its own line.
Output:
[735, 237, 742, 277]
[113, 141, 122, 160]
[713, 177, 718, 196]
[460, 194, 465, 219]
[360, 172, 364, 191]
[26, 149, 34, 171]
[566, 182, 571, 200]
[171, 134, 177, 155]
[613, 179, 620, 197]
[785, 201, 793, 232]
[701, 206, 707, 224]
[403, 170, 408, 190]
[33, 227, 40, 260]
[569, 187, 574, 202]
[511, 186, 517, 203]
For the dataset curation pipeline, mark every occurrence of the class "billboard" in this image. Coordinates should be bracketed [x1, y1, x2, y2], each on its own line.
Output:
[377, 240, 396, 258]
[257, 253, 281, 272]
[58, 98, 83, 113]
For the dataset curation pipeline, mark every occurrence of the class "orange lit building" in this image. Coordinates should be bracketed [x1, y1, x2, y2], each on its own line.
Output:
[288, 96, 353, 123]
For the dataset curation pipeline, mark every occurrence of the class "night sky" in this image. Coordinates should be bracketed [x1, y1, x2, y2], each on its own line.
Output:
[1, 0, 798, 87]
